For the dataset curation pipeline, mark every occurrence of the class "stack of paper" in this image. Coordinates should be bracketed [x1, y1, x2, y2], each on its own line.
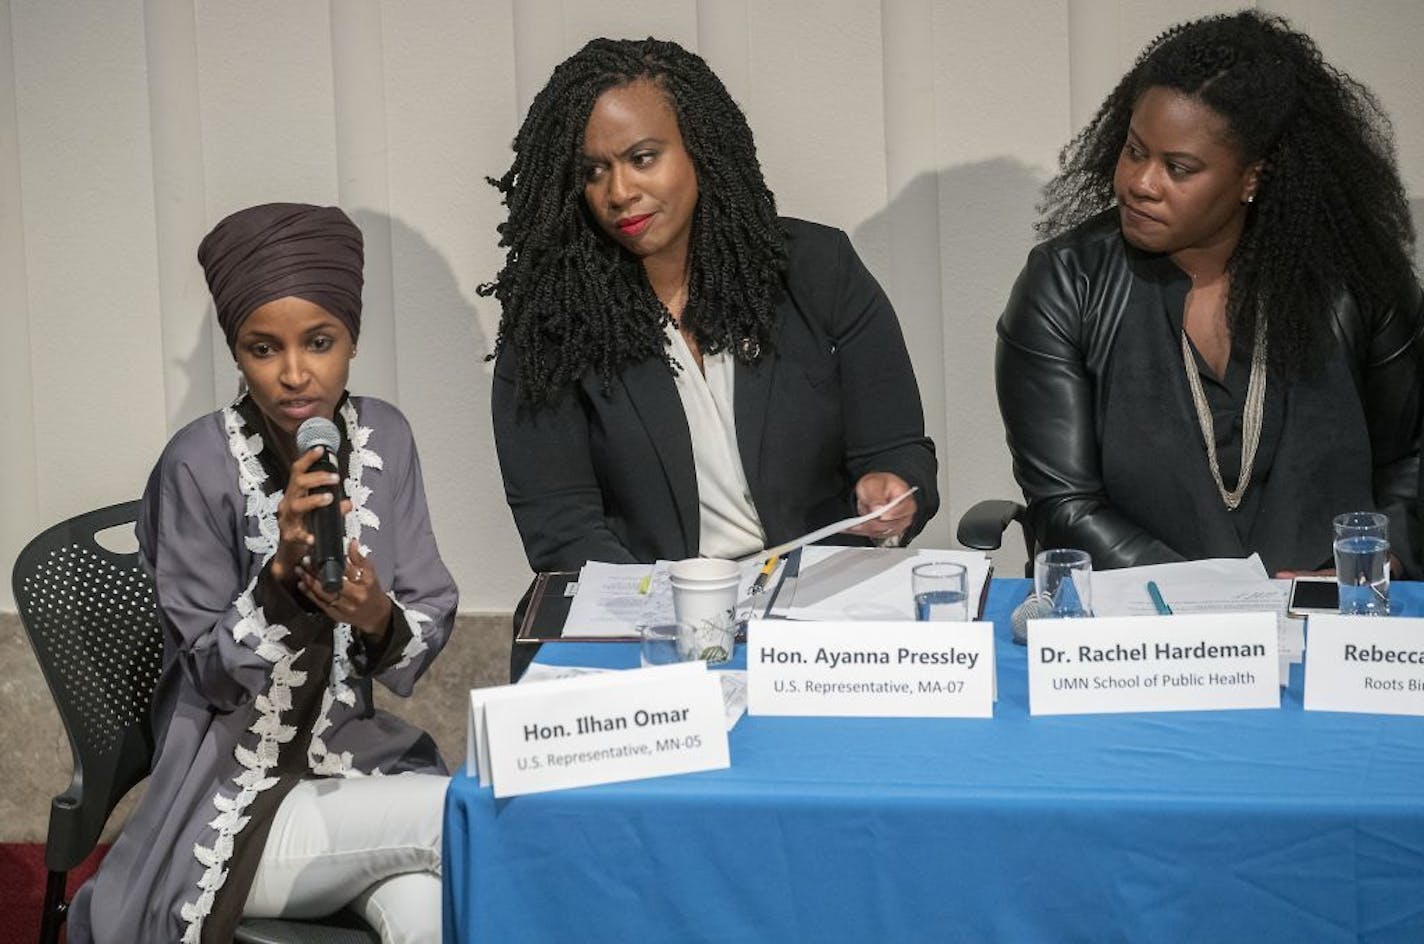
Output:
[1088, 554, 1300, 679]
[771, 546, 992, 621]
[561, 559, 770, 639]
[560, 546, 992, 639]
[1089, 554, 1284, 618]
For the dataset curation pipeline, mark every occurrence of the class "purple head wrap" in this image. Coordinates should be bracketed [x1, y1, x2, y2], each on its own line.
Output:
[197, 203, 364, 351]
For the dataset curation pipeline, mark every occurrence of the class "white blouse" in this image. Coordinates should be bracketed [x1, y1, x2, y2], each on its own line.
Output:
[665, 322, 766, 559]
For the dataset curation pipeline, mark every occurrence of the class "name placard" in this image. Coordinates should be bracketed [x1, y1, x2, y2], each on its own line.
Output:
[1304, 615, 1424, 716]
[480, 663, 729, 797]
[1027, 613, 1278, 716]
[746, 620, 995, 718]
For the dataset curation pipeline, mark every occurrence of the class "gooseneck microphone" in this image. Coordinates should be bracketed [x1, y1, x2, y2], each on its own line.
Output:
[295, 417, 346, 594]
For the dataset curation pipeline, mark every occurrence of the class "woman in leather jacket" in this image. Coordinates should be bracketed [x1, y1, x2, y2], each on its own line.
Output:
[997, 11, 1423, 576]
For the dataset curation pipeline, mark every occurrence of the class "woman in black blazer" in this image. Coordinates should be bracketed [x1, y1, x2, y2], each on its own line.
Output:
[484, 38, 938, 574]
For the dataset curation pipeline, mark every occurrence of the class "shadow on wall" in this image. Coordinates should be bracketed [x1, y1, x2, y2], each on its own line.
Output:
[355, 210, 507, 608]
[1413, 198, 1424, 274]
[851, 157, 1045, 563]
[354, 208, 491, 364]
[176, 301, 222, 427]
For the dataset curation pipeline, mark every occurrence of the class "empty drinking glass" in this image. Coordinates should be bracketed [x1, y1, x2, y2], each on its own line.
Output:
[1033, 549, 1092, 618]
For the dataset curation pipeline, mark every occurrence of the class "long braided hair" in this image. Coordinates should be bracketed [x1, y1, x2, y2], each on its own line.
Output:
[481, 37, 786, 406]
[1038, 11, 1415, 378]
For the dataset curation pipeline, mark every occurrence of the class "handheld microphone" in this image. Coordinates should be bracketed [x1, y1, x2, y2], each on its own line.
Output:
[295, 417, 346, 595]
[1010, 592, 1050, 646]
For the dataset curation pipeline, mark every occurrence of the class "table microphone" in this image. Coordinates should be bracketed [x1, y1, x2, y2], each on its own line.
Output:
[295, 417, 346, 595]
[1010, 592, 1050, 646]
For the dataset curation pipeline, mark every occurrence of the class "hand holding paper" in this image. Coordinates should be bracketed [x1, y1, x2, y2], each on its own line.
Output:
[846, 473, 918, 540]
[744, 485, 921, 563]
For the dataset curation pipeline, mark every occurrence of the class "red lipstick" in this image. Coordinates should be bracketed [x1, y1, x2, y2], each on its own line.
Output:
[616, 214, 653, 237]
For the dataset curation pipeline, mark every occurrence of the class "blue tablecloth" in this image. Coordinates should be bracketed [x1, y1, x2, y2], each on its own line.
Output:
[443, 580, 1424, 943]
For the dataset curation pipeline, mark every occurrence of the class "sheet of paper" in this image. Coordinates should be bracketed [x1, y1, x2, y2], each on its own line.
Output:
[1090, 555, 1285, 617]
[771, 547, 991, 622]
[563, 559, 771, 639]
[517, 663, 747, 730]
[560, 561, 655, 638]
[739, 487, 920, 563]
[1088, 555, 1297, 683]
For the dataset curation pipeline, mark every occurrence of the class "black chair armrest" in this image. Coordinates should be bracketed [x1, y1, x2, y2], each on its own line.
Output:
[956, 499, 1029, 552]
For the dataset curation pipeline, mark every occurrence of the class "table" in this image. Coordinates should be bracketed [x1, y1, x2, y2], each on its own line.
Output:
[443, 580, 1424, 943]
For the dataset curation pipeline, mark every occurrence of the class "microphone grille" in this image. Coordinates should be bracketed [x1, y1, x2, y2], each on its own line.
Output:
[1010, 592, 1051, 645]
[295, 416, 341, 455]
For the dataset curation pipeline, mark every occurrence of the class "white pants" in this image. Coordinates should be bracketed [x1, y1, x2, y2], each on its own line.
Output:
[243, 774, 448, 944]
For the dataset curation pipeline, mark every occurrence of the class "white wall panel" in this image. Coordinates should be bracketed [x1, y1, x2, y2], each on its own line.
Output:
[696, 0, 749, 105]
[0, 0, 39, 612]
[1067, 0, 1275, 144]
[1268, 0, 1424, 195]
[513, 0, 698, 116]
[332, 0, 398, 405]
[383, 0, 524, 608]
[194, 0, 340, 409]
[881, 0, 948, 548]
[2, 0, 1422, 611]
[928, 0, 1071, 572]
[10, 1, 167, 539]
[745, 1, 888, 248]
[144, 0, 214, 434]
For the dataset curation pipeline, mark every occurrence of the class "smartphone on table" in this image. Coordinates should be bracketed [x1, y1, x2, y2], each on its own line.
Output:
[1287, 575, 1339, 618]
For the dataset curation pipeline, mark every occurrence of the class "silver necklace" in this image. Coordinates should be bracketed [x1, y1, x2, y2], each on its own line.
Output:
[1181, 315, 1267, 511]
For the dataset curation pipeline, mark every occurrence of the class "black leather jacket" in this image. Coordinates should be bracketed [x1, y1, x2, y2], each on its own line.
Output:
[996, 212, 1423, 575]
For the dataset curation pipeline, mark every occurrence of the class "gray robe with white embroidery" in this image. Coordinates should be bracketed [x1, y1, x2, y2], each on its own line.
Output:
[69, 395, 457, 944]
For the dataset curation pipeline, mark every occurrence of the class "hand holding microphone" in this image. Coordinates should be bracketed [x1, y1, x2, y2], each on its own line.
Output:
[277, 418, 392, 639]
[271, 423, 344, 588]
[294, 418, 347, 595]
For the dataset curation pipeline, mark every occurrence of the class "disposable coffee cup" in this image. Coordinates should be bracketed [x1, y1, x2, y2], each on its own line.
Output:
[667, 558, 739, 664]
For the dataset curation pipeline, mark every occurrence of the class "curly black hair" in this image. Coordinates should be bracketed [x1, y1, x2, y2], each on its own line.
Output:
[1038, 10, 1416, 377]
[479, 37, 786, 406]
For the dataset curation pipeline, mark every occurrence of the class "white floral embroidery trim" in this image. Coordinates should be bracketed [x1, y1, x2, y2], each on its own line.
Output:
[179, 400, 385, 939]
[180, 407, 299, 941]
[390, 594, 432, 671]
[307, 398, 382, 777]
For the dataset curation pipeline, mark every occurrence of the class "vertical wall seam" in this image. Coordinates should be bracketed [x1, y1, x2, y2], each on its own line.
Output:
[143, 0, 213, 435]
[330, 0, 399, 405]
[0, 0, 41, 611]
[880, 0, 947, 541]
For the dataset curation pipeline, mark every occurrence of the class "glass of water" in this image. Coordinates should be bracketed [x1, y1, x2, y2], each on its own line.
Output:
[1333, 511, 1390, 616]
[912, 562, 969, 621]
[1033, 549, 1093, 618]
[640, 621, 733, 666]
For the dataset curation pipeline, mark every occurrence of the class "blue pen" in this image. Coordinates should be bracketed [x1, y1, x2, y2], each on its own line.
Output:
[1146, 581, 1173, 615]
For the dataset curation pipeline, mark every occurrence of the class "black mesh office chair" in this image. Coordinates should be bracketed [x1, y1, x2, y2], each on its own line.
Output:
[957, 498, 1037, 577]
[14, 501, 377, 944]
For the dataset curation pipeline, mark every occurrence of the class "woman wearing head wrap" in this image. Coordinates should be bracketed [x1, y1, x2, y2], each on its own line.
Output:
[997, 11, 1423, 575]
[485, 39, 939, 676]
[69, 204, 456, 944]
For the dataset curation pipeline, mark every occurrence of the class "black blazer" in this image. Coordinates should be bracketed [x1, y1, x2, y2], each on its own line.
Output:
[493, 217, 939, 571]
[997, 211, 1423, 575]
